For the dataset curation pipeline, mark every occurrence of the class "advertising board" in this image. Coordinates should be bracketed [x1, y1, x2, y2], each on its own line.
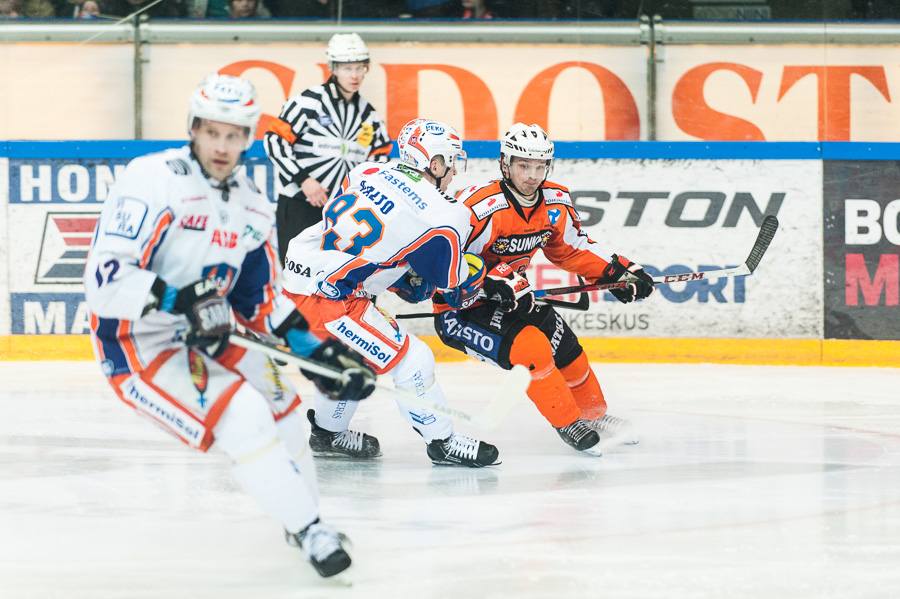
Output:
[382, 156, 822, 339]
[4, 148, 273, 336]
[823, 160, 900, 340]
[6, 41, 900, 142]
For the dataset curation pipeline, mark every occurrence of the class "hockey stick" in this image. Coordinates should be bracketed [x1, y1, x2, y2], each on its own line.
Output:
[392, 291, 590, 320]
[394, 275, 592, 319]
[536, 293, 590, 310]
[228, 332, 531, 429]
[533, 215, 779, 299]
[537, 277, 590, 310]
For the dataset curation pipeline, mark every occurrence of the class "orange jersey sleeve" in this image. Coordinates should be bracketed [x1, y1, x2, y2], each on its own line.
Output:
[459, 180, 616, 279]
[539, 183, 615, 278]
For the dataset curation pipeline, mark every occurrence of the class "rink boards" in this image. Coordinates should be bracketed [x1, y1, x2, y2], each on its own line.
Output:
[1, 141, 897, 364]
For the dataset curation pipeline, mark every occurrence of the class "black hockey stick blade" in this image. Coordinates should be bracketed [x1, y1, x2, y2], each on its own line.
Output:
[745, 215, 778, 273]
[538, 292, 590, 311]
[538, 277, 590, 310]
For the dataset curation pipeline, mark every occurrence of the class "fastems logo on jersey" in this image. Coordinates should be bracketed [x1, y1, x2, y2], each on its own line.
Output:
[571, 190, 783, 228]
[823, 160, 900, 340]
[35, 213, 100, 284]
[491, 231, 553, 255]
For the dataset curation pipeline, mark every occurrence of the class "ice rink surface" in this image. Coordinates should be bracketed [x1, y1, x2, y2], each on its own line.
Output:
[2, 359, 900, 599]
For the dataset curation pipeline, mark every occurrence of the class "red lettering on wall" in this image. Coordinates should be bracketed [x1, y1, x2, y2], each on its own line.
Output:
[845, 253, 898, 306]
[514, 62, 640, 140]
[381, 64, 498, 140]
[219, 61, 296, 140]
[778, 66, 890, 141]
[672, 63, 765, 141]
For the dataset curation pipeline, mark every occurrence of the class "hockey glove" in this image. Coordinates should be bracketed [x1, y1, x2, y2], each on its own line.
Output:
[443, 253, 486, 310]
[389, 271, 436, 304]
[482, 263, 535, 314]
[599, 254, 655, 304]
[171, 278, 232, 358]
[301, 338, 377, 401]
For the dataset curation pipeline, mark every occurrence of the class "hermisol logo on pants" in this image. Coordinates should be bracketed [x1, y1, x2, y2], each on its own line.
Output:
[324, 317, 397, 368]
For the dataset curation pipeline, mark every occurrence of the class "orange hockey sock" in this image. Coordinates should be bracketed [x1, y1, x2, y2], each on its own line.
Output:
[560, 351, 607, 420]
[508, 326, 579, 428]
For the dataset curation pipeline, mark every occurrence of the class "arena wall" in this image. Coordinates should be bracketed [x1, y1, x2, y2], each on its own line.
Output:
[1, 141, 896, 365]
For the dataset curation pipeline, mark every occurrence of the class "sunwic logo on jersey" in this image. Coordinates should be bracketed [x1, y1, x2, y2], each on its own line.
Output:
[35, 212, 99, 284]
[490, 231, 552, 255]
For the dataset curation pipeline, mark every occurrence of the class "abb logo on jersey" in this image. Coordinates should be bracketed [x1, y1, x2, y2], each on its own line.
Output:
[211, 229, 238, 248]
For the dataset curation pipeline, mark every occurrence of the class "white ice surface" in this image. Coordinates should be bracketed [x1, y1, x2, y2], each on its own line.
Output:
[2, 360, 900, 599]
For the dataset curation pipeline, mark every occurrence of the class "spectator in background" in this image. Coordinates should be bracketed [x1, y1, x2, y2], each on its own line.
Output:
[228, 0, 268, 17]
[100, 0, 186, 17]
[11, 0, 56, 16]
[189, 0, 225, 16]
[460, 0, 494, 18]
[0, 0, 22, 17]
[79, 0, 100, 16]
[264, 0, 404, 18]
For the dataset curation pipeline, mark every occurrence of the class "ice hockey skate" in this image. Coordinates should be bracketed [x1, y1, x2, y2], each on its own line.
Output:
[555, 419, 602, 455]
[587, 413, 639, 445]
[426, 433, 500, 467]
[286, 520, 352, 579]
[307, 409, 382, 459]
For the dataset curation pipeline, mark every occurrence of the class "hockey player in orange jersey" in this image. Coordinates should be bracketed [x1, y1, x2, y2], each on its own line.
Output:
[434, 123, 654, 456]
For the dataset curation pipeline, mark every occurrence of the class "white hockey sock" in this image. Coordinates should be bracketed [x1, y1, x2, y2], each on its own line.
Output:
[214, 386, 318, 534]
[229, 443, 318, 534]
[391, 335, 453, 443]
[312, 387, 362, 432]
[275, 409, 319, 504]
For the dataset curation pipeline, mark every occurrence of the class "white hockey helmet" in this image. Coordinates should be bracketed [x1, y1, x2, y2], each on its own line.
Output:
[397, 118, 467, 174]
[326, 33, 370, 70]
[188, 73, 262, 150]
[500, 123, 554, 175]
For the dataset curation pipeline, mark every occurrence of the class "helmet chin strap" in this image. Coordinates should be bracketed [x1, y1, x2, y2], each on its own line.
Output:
[328, 73, 357, 100]
[428, 163, 452, 191]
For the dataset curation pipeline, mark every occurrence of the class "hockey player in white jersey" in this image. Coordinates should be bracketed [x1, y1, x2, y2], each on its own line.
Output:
[84, 73, 377, 579]
[281, 118, 521, 467]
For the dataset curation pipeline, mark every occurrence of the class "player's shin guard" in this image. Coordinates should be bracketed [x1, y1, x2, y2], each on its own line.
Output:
[391, 335, 453, 443]
[214, 385, 319, 534]
[560, 351, 607, 421]
[275, 409, 320, 502]
[509, 326, 580, 428]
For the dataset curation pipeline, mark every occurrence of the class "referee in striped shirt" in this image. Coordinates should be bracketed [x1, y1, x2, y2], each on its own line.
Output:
[265, 33, 392, 265]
